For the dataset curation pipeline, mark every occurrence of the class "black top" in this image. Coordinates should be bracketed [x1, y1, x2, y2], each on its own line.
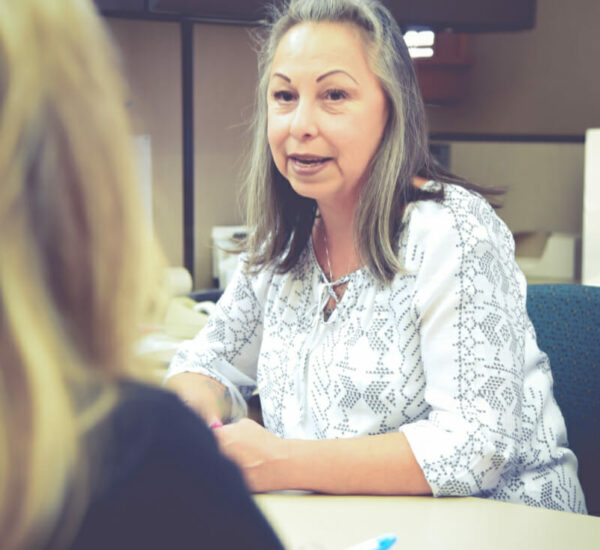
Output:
[67, 381, 284, 550]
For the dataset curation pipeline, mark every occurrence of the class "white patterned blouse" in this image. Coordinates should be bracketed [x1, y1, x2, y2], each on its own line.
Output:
[167, 182, 586, 513]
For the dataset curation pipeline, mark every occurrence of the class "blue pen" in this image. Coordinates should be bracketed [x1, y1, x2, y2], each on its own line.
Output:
[344, 533, 397, 550]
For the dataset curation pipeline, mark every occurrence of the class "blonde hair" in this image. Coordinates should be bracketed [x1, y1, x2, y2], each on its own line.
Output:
[0, 1, 161, 548]
[244, 0, 499, 281]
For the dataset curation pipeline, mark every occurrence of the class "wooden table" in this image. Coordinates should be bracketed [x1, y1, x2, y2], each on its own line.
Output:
[255, 493, 600, 550]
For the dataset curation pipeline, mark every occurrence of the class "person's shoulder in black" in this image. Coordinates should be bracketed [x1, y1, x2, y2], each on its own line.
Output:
[69, 380, 284, 550]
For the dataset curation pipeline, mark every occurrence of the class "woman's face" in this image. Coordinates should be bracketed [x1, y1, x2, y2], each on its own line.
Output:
[267, 22, 388, 209]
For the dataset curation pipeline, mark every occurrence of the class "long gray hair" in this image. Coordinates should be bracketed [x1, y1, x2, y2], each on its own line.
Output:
[244, 0, 492, 282]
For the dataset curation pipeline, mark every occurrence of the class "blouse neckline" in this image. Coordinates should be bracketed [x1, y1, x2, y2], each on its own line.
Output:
[308, 234, 366, 286]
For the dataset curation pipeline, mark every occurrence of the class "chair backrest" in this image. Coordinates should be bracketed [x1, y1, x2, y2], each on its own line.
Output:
[526, 284, 600, 516]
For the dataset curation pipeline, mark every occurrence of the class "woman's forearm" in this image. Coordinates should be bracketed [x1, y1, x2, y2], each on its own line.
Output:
[165, 372, 232, 424]
[279, 431, 431, 495]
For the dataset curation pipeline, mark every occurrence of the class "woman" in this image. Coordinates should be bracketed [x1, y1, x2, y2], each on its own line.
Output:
[166, 0, 586, 513]
[0, 1, 284, 549]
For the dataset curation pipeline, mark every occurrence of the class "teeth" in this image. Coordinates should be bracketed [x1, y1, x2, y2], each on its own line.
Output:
[294, 157, 327, 165]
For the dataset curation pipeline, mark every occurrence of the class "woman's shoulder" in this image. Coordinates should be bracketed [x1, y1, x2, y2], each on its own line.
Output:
[91, 381, 218, 478]
[113, 379, 197, 425]
[403, 181, 511, 245]
[73, 381, 283, 549]
[398, 181, 516, 276]
[407, 181, 492, 219]
[74, 382, 216, 544]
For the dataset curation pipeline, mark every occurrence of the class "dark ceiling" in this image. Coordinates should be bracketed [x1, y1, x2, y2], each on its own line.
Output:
[149, 0, 281, 20]
[94, 0, 536, 32]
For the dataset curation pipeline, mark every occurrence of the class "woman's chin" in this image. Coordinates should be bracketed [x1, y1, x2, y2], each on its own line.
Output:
[287, 180, 330, 202]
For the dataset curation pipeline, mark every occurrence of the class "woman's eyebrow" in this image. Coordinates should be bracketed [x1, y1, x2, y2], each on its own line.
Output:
[272, 72, 291, 82]
[316, 69, 359, 84]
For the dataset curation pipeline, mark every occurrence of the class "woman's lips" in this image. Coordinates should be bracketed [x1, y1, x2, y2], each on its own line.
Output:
[288, 155, 332, 176]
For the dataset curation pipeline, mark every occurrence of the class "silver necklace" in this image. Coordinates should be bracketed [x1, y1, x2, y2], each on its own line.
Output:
[322, 225, 334, 283]
[322, 226, 336, 322]
[320, 224, 350, 321]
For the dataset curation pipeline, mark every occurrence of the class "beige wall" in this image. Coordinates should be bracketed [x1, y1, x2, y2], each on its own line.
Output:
[105, 0, 599, 287]
[443, 141, 584, 234]
[427, 0, 600, 134]
[107, 19, 256, 288]
[427, 0, 598, 251]
[106, 18, 184, 267]
[193, 24, 258, 288]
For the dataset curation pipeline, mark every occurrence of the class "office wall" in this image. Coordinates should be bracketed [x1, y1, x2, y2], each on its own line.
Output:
[426, 0, 598, 261]
[444, 141, 584, 234]
[106, 19, 184, 267]
[106, 19, 255, 287]
[105, 0, 600, 287]
[427, 0, 600, 134]
[193, 24, 258, 288]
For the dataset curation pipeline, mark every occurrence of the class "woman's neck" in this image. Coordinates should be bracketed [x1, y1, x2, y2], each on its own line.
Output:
[313, 176, 428, 280]
[314, 201, 361, 281]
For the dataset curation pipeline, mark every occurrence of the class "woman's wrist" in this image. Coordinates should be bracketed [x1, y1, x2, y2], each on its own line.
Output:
[261, 436, 301, 492]
[166, 372, 232, 423]
[272, 438, 312, 491]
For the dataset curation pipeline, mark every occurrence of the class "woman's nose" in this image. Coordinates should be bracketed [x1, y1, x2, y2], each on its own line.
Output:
[289, 99, 318, 140]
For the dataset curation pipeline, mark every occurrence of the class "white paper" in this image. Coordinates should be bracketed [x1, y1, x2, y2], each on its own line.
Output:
[583, 129, 600, 286]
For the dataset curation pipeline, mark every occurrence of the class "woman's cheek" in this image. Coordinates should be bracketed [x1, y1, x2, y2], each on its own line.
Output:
[267, 125, 287, 175]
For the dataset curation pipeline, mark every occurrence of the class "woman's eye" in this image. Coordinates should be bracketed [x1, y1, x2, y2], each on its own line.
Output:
[325, 89, 347, 101]
[273, 90, 295, 102]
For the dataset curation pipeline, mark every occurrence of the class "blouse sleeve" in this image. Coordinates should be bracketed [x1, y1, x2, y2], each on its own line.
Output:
[400, 188, 529, 497]
[165, 257, 270, 420]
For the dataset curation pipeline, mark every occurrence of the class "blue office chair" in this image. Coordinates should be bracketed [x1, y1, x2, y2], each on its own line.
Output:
[526, 284, 600, 516]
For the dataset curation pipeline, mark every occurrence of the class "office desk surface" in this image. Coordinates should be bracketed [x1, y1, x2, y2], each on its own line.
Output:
[255, 493, 600, 550]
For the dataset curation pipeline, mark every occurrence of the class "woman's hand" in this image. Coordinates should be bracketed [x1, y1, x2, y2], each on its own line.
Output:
[213, 418, 290, 492]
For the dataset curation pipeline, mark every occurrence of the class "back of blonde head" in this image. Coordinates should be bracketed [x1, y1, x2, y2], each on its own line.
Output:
[0, 1, 159, 547]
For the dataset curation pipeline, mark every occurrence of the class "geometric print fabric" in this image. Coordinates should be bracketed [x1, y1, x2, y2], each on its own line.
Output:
[168, 182, 586, 513]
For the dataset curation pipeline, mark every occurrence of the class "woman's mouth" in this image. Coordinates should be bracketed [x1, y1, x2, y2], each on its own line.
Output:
[290, 155, 331, 166]
[288, 155, 332, 175]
